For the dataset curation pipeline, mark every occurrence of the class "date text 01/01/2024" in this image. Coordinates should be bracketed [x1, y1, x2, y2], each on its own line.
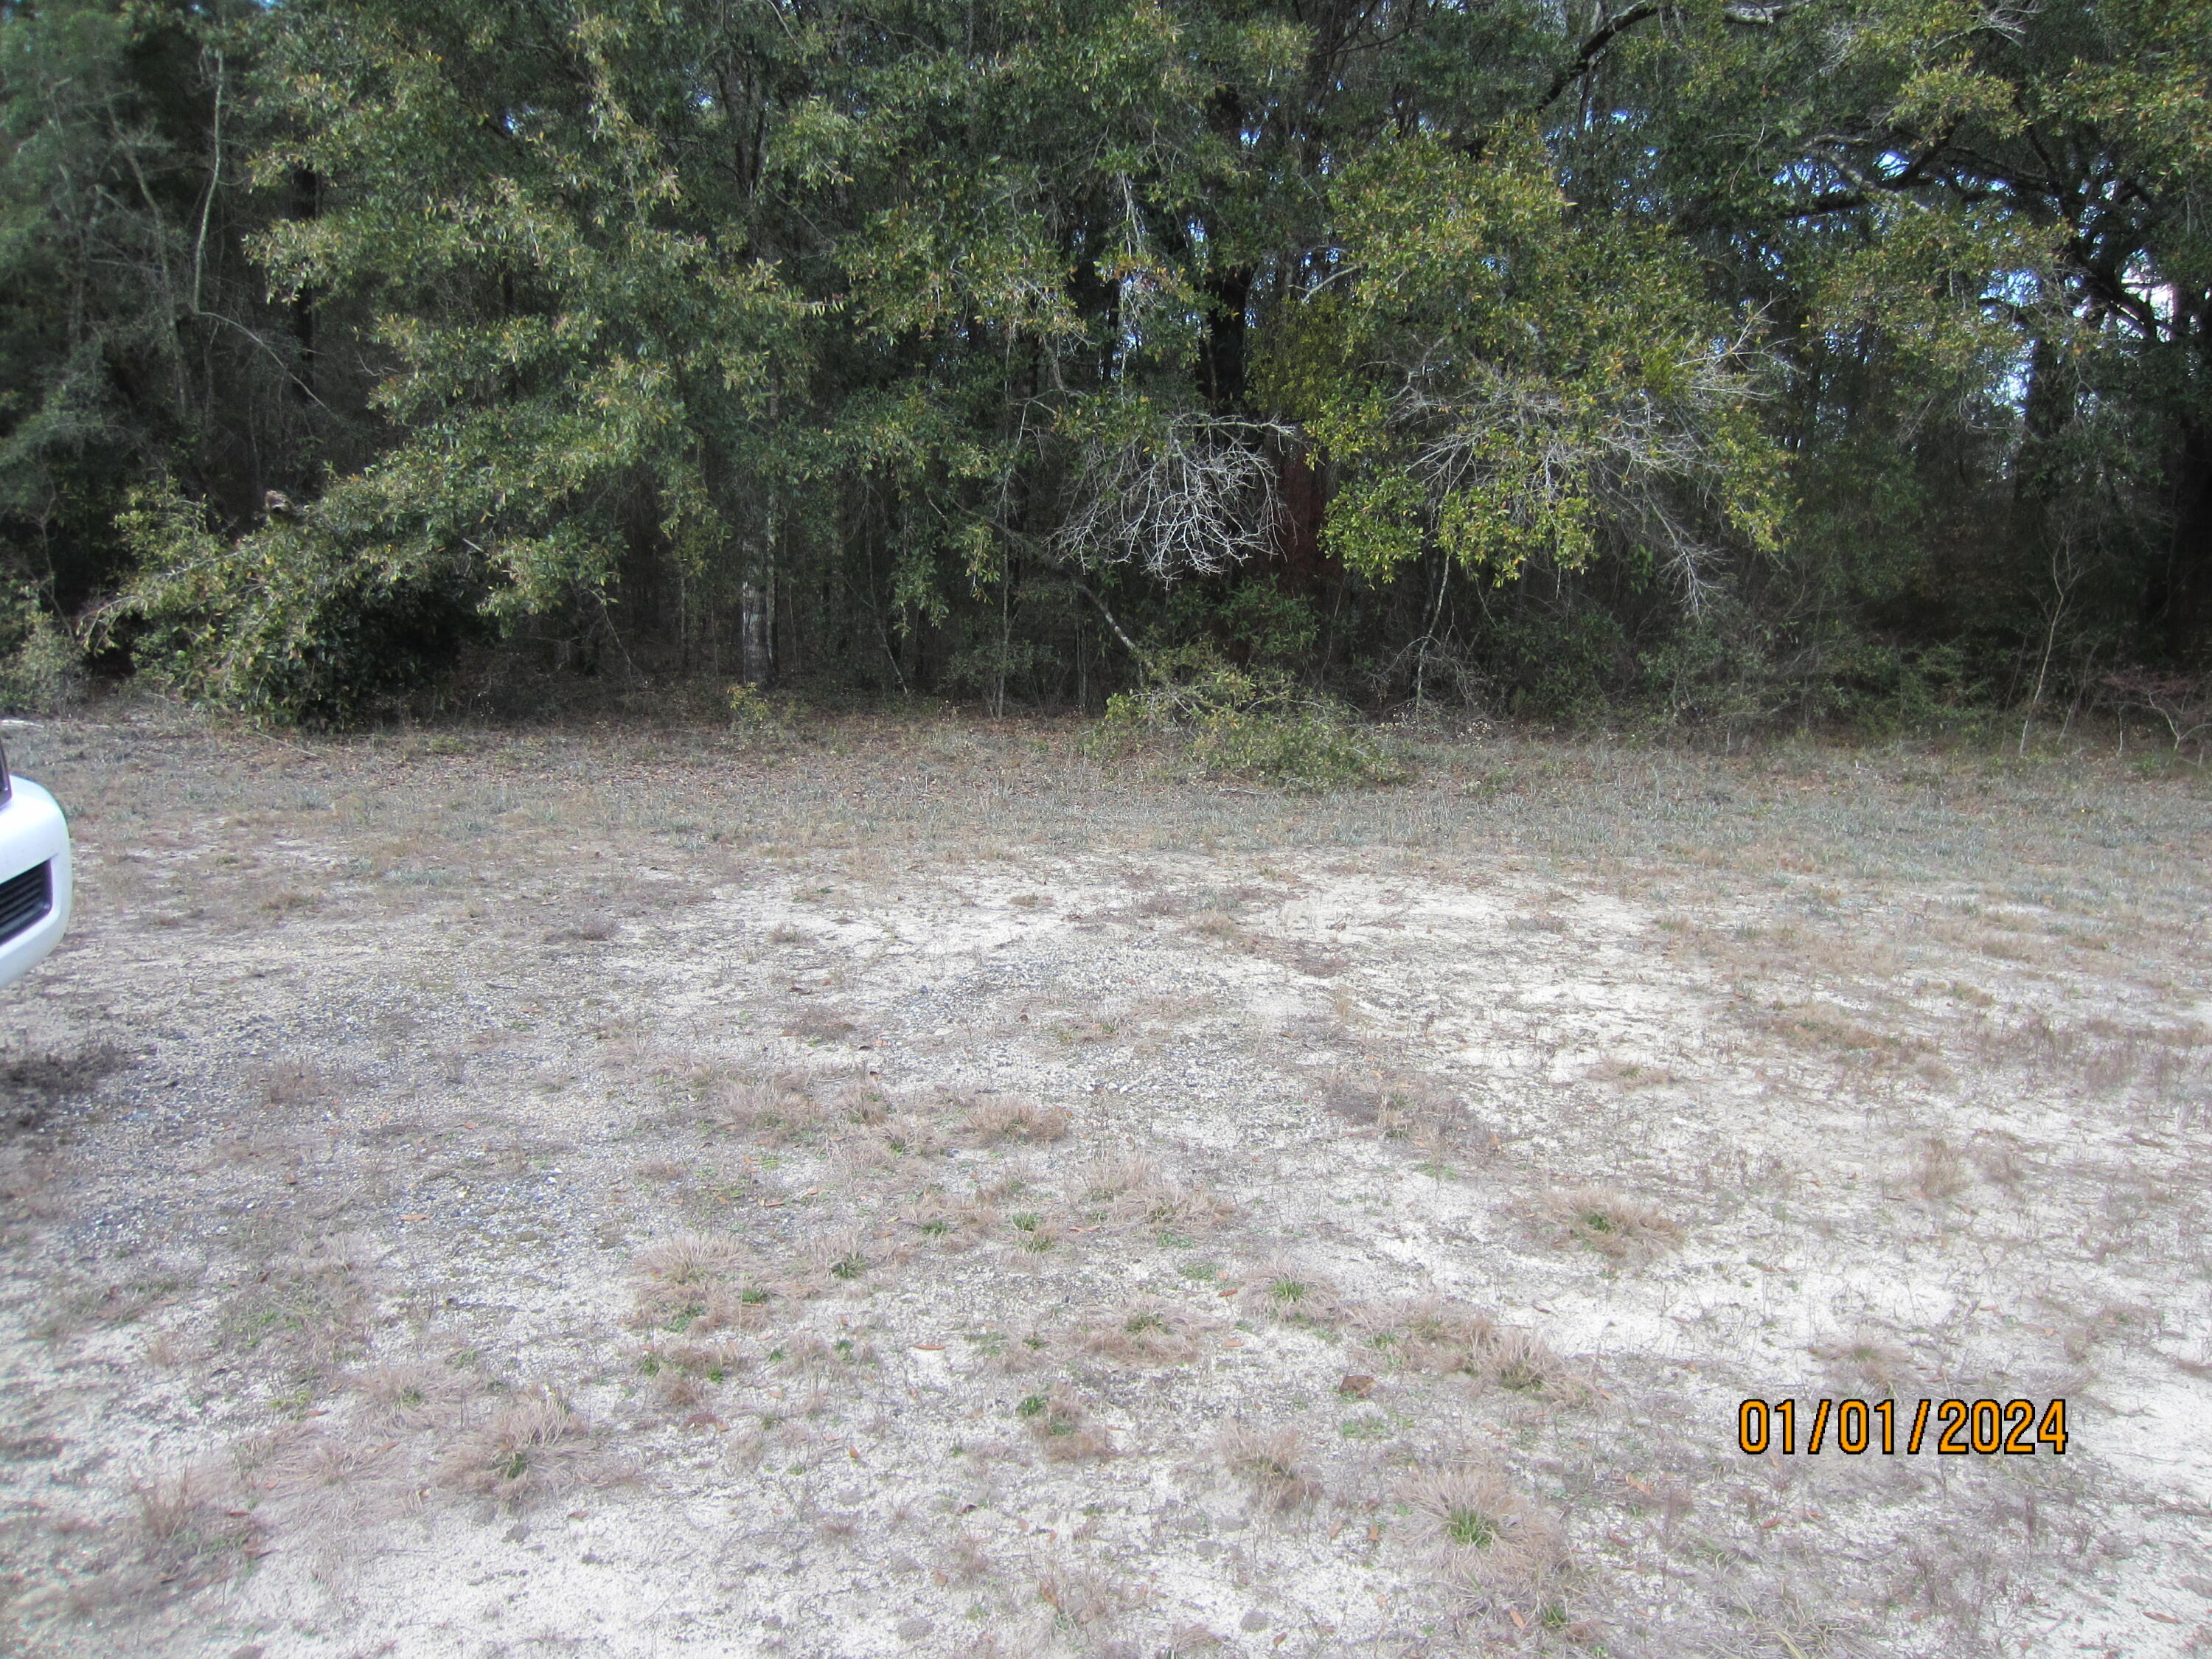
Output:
[1736, 1398, 2068, 1456]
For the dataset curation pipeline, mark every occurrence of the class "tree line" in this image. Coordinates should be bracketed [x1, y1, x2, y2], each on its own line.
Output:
[2, 0, 2208, 731]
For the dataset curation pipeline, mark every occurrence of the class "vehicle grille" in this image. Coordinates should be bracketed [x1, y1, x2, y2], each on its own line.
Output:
[0, 862, 51, 945]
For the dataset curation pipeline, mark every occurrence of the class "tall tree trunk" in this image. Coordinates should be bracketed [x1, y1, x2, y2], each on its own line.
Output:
[1199, 265, 1251, 411]
[288, 167, 320, 412]
[740, 582, 772, 686]
[2155, 417, 2212, 664]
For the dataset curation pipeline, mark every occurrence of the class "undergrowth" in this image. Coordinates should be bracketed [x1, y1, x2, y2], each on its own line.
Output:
[1088, 645, 1412, 791]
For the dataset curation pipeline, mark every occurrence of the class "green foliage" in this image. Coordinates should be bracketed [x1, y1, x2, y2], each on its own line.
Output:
[1161, 581, 1318, 669]
[110, 480, 485, 725]
[1258, 125, 1784, 599]
[1485, 608, 1633, 728]
[0, 1, 336, 617]
[725, 684, 796, 744]
[0, 583, 82, 712]
[1091, 644, 1411, 791]
[4, 0, 2211, 727]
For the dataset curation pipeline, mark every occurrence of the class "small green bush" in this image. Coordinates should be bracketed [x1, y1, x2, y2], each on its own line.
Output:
[0, 584, 83, 712]
[726, 682, 795, 742]
[1088, 643, 1411, 791]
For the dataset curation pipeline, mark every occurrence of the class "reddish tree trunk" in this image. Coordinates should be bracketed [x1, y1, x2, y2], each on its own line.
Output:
[1270, 444, 1333, 594]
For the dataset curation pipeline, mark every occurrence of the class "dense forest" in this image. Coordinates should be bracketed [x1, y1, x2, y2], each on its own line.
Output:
[1, 0, 2208, 734]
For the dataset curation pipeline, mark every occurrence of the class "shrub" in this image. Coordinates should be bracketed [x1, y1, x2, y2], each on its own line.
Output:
[0, 583, 83, 712]
[105, 481, 488, 726]
[726, 682, 794, 742]
[1089, 643, 1411, 791]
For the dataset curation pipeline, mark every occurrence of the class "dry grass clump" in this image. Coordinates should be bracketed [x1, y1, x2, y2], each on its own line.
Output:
[803, 1224, 874, 1287]
[703, 1279, 776, 1331]
[1072, 1304, 1203, 1366]
[651, 1368, 714, 1415]
[1037, 1559, 1145, 1628]
[631, 1234, 753, 1329]
[1366, 1298, 1493, 1370]
[650, 1339, 750, 1382]
[636, 1233, 742, 1286]
[962, 1092, 1072, 1144]
[1219, 1423, 1319, 1510]
[706, 1071, 830, 1143]
[1243, 1263, 1344, 1328]
[1585, 1056, 1678, 1089]
[1321, 1068, 1472, 1141]
[1370, 1300, 1593, 1403]
[545, 913, 619, 945]
[216, 1262, 372, 1371]
[263, 1433, 411, 1536]
[254, 1056, 330, 1108]
[1088, 1159, 1234, 1232]
[828, 1079, 889, 1124]
[937, 1528, 994, 1584]
[1399, 1461, 1566, 1608]
[257, 886, 323, 917]
[1475, 1326, 1593, 1402]
[133, 1467, 265, 1589]
[352, 1361, 473, 1428]
[1813, 1330, 1918, 1397]
[935, 1198, 1003, 1252]
[438, 1391, 591, 1498]
[1762, 1001, 1933, 1067]
[1080, 1150, 1157, 1199]
[784, 1006, 860, 1045]
[1048, 1011, 1124, 1046]
[1018, 1385, 1113, 1460]
[1907, 1135, 1969, 1201]
[905, 1188, 961, 1239]
[1004, 1208, 1062, 1253]
[972, 1324, 1054, 1376]
[1123, 886, 1194, 920]
[1549, 1185, 1684, 1261]
[825, 1134, 893, 1181]
[881, 1112, 943, 1157]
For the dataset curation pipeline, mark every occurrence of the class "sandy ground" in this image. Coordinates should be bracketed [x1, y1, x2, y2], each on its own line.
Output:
[0, 704, 2207, 1659]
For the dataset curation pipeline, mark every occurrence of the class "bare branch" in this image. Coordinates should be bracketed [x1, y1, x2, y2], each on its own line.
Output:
[1053, 414, 1295, 581]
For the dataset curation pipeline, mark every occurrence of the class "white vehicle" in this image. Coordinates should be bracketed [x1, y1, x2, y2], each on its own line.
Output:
[0, 736, 70, 987]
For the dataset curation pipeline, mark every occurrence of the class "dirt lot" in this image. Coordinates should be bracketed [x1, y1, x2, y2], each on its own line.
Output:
[0, 703, 2206, 1659]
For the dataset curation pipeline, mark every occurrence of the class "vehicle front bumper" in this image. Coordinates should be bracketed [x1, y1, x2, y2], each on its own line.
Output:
[0, 775, 72, 988]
